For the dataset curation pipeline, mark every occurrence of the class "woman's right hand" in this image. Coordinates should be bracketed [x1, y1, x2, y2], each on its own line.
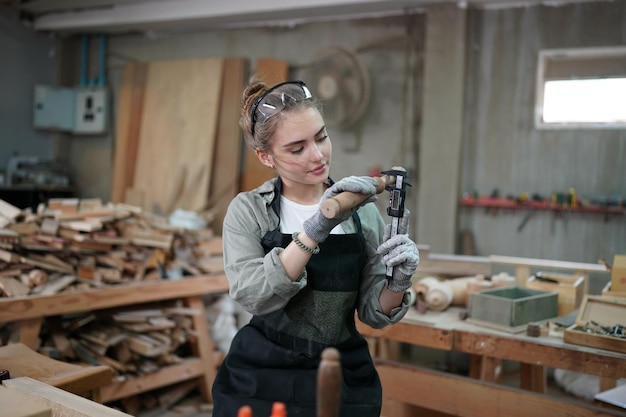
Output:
[303, 176, 378, 243]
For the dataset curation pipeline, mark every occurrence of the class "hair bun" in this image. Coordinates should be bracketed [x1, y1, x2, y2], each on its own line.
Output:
[242, 80, 267, 114]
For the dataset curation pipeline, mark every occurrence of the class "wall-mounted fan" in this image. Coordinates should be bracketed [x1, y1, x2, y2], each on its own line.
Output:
[301, 45, 371, 129]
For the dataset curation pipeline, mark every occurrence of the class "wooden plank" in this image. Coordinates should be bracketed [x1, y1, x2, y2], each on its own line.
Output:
[375, 360, 624, 417]
[3, 377, 132, 417]
[110, 63, 147, 204]
[255, 58, 290, 86]
[183, 295, 217, 402]
[239, 58, 289, 192]
[0, 275, 229, 322]
[18, 317, 43, 348]
[490, 255, 610, 274]
[99, 358, 204, 403]
[520, 363, 546, 393]
[208, 57, 247, 235]
[356, 318, 453, 351]
[132, 58, 224, 214]
[371, 306, 625, 381]
[477, 356, 502, 383]
[0, 343, 113, 396]
[453, 329, 626, 380]
[0, 199, 22, 219]
[0, 387, 52, 417]
[417, 252, 492, 277]
[0, 276, 30, 297]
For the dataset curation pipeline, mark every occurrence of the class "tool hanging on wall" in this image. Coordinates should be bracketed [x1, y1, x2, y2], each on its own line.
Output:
[381, 167, 411, 280]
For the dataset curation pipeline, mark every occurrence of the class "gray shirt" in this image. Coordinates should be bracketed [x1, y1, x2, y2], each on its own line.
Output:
[222, 177, 410, 329]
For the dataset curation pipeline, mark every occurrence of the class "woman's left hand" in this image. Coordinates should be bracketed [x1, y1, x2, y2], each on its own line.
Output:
[377, 234, 419, 292]
[376, 210, 419, 292]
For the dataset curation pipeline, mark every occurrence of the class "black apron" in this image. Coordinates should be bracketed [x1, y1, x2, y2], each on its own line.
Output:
[212, 181, 382, 417]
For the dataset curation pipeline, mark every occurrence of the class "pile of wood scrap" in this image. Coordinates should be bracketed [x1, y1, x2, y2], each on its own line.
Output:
[38, 302, 197, 378]
[0, 198, 224, 298]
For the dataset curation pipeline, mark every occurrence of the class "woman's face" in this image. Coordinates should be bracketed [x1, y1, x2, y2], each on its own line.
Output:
[261, 107, 332, 189]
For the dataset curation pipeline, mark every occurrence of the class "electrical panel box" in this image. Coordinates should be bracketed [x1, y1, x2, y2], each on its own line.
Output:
[33, 85, 76, 132]
[74, 87, 108, 134]
[33, 85, 108, 135]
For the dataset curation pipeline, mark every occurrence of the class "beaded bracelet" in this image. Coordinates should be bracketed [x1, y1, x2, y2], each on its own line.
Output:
[292, 231, 320, 255]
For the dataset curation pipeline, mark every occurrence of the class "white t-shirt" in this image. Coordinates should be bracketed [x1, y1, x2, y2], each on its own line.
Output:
[279, 195, 345, 235]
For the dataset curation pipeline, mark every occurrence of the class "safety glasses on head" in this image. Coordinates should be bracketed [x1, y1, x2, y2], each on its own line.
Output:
[250, 80, 313, 137]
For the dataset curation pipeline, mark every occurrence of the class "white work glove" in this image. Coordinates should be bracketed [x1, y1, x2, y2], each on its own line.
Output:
[303, 176, 378, 243]
[376, 210, 419, 292]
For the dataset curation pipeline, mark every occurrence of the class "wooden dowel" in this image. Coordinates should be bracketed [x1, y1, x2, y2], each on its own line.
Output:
[317, 347, 342, 417]
[321, 175, 394, 219]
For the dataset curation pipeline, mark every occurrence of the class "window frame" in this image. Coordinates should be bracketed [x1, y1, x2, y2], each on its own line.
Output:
[534, 46, 626, 130]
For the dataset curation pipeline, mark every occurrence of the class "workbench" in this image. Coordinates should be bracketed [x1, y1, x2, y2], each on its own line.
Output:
[0, 274, 230, 405]
[357, 306, 626, 417]
[1, 376, 134, 417]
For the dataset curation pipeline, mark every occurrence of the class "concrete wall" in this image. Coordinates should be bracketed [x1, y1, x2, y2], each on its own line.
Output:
[2, 1, 624, 266]
[0, 8, 56, 170]
[418, 4, 466, 254]
[459, 2, 626, 264]
[70, 14, 425, 212]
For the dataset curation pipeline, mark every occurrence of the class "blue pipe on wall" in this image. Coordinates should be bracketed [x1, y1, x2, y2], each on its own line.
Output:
[98, 34, 107, 86]
[80, 35, 89, 86]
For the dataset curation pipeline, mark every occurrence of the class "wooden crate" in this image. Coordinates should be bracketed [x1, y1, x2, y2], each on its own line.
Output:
[526, 272, 584, 316]
[563, 295, 626, 354]
[611, 254, 626, 292]
[601, 281, 626, 298]
[468, 286, 558, 333]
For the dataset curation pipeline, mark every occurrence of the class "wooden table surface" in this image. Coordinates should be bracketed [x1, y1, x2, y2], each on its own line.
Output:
[359, 306, 625, 380]
[357, 305, 626, 417]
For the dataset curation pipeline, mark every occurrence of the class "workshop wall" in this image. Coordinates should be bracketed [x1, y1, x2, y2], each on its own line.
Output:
[458, 2, 626, 265]
[61, 14, 424, 216]
[0, 8, 56, 170]
[2, 2, 624, 267]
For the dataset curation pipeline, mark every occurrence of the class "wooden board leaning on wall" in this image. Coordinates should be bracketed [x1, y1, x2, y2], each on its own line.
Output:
[110, 57, 248, 234]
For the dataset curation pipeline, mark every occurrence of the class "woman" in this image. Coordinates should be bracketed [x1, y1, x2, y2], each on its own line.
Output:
[211, 79, 419, 417]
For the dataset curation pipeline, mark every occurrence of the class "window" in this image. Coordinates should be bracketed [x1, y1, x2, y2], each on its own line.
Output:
[535, 46, 626, 129]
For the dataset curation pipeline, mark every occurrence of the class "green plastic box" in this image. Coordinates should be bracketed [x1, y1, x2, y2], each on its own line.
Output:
[469, 286, 558, 331]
